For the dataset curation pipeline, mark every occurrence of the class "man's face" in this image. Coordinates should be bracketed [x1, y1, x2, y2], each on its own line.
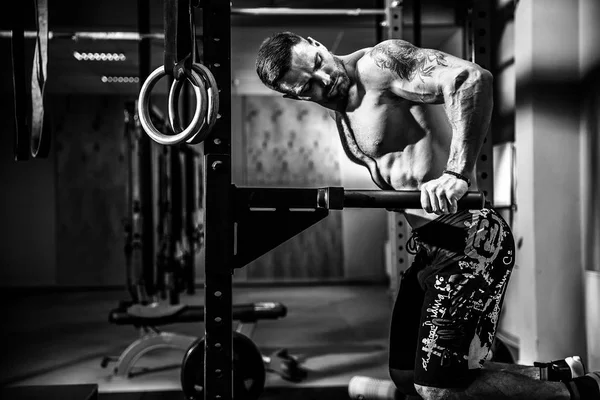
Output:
[278, 37, 350, 107]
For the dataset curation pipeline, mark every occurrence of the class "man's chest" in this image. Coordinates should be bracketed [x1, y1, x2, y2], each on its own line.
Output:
[344, 92, 423, 158]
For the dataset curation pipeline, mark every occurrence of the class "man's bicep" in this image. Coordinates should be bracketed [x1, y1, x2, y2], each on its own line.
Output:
[390, 75, 445, 104]
[389, 48, 452, 104]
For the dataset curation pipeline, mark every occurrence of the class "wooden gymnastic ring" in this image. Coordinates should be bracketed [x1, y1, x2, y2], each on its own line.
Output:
[138, 65, 208, 145]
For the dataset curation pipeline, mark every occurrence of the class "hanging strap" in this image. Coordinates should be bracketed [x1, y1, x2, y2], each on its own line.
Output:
[163, 0, 194, 79]
[30, 0, 51, 158]
[11, 0, 51, 161]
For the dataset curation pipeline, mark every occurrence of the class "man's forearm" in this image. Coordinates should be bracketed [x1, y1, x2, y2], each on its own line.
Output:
[443, 67, 494, 175]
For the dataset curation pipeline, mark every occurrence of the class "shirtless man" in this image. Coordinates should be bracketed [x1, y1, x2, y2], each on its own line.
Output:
[255, 32, 600, 400]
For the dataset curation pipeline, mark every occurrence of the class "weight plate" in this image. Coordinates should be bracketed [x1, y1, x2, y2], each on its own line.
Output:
[181, 331, 266, 400]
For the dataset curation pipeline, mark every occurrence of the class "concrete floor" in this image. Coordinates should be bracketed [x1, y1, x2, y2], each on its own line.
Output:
[0, 285, 394, 397]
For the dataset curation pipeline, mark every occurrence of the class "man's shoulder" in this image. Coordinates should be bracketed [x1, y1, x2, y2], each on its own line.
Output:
[370, 39, 415, 55]
[360, 40, 418, 73]
[356, 45, 400, 87]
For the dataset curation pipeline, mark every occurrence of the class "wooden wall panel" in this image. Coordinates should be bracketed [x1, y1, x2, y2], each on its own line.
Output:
[0, 92, 57, 287]
[242, 96, 344, 281]
[54, 95, 130, 286]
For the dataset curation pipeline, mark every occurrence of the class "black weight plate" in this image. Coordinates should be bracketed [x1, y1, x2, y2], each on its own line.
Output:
[181, 332, 266, 400]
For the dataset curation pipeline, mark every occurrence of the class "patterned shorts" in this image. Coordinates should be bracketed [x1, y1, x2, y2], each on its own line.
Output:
[389, 208, 515, 388]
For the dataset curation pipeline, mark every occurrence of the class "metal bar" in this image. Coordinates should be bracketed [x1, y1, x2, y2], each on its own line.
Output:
[137, 0, 156, 298]
[231, 7, 385, 16]
[471, 0, 494, 203]
[155, 146, 170, 299]
[202, 0, 233, 399]
[342, 190, 486, 210]
[0, 23, 459, 42]
[237, 187, 486, 210]
[413, 0, 421, 46]
[384, 0, 408, 304]
[237, 187, 320, 209]
[386, 0, 403, 39]
[0, 31, 167, 40]
[184, 147, 197, 295]
[375, 0, 385, 43]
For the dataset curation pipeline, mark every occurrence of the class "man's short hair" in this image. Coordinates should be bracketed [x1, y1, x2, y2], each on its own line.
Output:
[256, 31, 304, 93]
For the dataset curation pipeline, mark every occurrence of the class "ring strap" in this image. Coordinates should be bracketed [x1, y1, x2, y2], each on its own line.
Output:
[164, 0, 194, 78]
[30, 0, 51, 158]
[168, 63, 220, 144]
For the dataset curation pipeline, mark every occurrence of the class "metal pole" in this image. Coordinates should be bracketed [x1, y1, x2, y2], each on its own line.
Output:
[384, 0, 409, 303]
[413, 0, 421, 46]
[137, 0, 156, 298]
[342, 190, 485, 210]
[375, 0, 385, 44]
[0, 31, 166, 40]
[1, 24, 454, 42]
[386, 1, 403, 40]
[470, 0, 494, 203]
[0, 8, 386, 41]
[231, 7, 385, 16]
[202, 1, 233, 399]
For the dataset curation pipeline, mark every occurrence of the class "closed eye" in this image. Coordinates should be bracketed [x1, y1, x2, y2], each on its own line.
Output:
[314, 54, 322, 70]
[300, 81, 312, 94]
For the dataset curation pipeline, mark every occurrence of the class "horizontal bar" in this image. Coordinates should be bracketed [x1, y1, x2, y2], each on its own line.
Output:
[237, 187, 319, 209]
[0, 31, 190, 41]
[0, 22, 456, 42]
[231, 7, 386, 16]
[237, 187, 486, 211]
[341, 190, 486, 210]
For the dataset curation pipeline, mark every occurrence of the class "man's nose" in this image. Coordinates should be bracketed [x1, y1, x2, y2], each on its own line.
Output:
[314, 70, 332, 87]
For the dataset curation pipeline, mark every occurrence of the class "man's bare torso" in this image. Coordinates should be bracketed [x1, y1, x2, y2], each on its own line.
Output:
[337, 48, 478, 228]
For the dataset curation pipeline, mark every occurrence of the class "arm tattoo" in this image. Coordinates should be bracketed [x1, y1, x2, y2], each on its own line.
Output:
[370, 41, 448, 82]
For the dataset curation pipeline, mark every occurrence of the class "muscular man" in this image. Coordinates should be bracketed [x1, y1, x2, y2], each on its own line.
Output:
[255, 32, 600, 400]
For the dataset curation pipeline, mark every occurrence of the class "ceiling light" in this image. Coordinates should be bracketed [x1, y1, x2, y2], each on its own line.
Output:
[101, 76, 139, 84]
[74, 51, 126, 61]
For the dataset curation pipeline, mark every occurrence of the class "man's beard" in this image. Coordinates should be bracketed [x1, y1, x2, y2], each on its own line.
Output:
[328, 57, 350, 100]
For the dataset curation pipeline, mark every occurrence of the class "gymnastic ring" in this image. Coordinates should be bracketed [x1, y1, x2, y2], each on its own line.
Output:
[187, 63, 219, 144]
[138, 65, 208, 145]
[168, 63, 220, 144]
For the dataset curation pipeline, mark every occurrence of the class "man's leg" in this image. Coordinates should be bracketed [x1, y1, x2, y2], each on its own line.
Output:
[389, 249, 428, 397]
[483, 361, 540, 379]
[393, 363, 600, 399]
[415, 369, 600, 400]
[410, 208, 520, 398]
[409, 210, 600, 399]
[414, 369, 570, 400]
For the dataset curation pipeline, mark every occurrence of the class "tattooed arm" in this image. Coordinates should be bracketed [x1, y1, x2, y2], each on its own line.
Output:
[368, 40, 493, 214]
